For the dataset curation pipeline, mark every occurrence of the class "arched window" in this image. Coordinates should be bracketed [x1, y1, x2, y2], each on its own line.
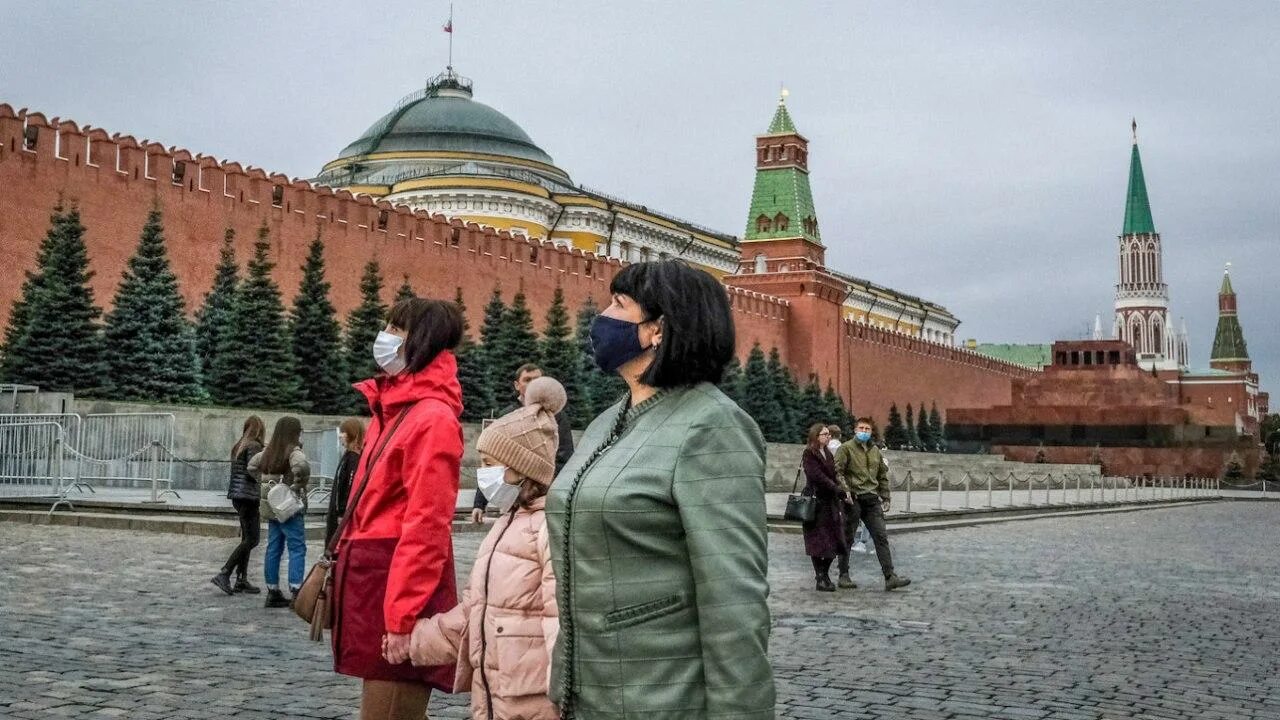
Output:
[754, 254, 767, 273]
[756, 214, 772, 233]
[774, 212, 789, 231]
[1131, 319, 1144, 353]
[1152, 318, 1162, 357]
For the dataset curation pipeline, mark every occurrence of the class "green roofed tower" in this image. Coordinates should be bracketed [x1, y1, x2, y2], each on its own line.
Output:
[744, 89, 821, 247]
[1112, 120, 1186, 372]
[1210, 264, 1251, 369]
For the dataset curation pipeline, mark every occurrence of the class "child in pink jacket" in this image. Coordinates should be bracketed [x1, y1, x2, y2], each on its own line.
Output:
[410, 376, 563, 720]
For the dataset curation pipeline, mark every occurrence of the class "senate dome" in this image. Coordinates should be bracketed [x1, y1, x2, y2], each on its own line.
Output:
[313, 68, 742, 275]
[333, 80, 556, 168]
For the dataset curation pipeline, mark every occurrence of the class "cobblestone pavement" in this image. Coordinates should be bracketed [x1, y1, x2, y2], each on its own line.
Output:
[1, 502, 1278, 719]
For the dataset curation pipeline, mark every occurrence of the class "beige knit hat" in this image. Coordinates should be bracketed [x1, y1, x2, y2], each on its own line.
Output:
[475, 376, 567, 486]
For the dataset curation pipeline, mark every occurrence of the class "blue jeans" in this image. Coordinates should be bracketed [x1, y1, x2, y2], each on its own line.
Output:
[264, 514, 306, 589]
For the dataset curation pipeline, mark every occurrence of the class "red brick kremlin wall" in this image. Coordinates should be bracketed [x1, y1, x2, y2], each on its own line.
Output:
[0, 105, 1029, 423]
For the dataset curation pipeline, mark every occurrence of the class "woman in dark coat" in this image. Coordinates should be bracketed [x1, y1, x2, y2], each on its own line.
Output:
[211, 416, 266, 595]
[802, 423, 848, 592]
[324, 417, 366, 547]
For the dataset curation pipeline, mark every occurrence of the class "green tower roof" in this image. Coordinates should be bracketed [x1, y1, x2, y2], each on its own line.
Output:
[744, 97, 820, 244]
[1123, 138, 1156, 235]
[767, 101, 796, 134]
[1211, 269, 1249, 361]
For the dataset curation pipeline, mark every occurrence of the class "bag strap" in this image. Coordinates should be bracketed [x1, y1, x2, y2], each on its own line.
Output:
[792, 467, 803, 494]
[324, 402, 418, 557]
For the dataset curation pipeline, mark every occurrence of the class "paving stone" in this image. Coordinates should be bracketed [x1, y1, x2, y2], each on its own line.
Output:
[1, 503, 1278, 718]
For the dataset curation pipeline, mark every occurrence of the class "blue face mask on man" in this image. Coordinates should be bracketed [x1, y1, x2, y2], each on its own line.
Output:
[855, 430, 873, 443]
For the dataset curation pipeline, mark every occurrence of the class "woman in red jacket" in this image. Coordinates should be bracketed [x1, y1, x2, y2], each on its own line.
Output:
[332, 297, 465, 719]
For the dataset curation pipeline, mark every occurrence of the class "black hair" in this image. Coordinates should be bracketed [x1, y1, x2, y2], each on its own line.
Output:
[388, 298, 463, 374]
[609, 260, 735, 388]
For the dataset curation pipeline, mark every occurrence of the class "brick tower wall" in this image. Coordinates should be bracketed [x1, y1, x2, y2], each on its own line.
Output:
[0, 105, 1027, 422]
[0, 106, 790, 360]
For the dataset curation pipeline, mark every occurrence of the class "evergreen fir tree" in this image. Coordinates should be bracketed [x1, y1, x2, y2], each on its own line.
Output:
[1, 203, 106, 392]
[394, 275, 416, 303]
[454, 287, 493, 422]
[884, 403, 908, 449]
[495, 291, 541, 388]
[797, 375, 828, 438]
[1223, 454, 1245, 482]
[539, 285, 581, 415]
[905, 404, 920, 449]
[102, 207, 204, 403]
[823, 383, 855, 436]
[719, 356, 744, 405]
[289, 232, 348, 414]
[739, 344, 786, 442]
[477, 285, 508, 414]
[345, 260, 387, 411]
[195, 229, 240, 396]
[928, 402, 944, 451]
[214, 224, 298, 408]
[766, 347, 800, 442]
[915, 400, 930, 452]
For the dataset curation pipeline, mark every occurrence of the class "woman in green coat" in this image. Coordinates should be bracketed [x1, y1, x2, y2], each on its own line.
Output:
[546, 260, 775, 719]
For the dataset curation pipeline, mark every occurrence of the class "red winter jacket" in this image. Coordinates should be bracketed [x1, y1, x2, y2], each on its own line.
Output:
[344, 352, 465, 635]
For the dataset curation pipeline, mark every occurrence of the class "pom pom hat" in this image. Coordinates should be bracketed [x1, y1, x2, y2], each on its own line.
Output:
[475, 376, 567, 486]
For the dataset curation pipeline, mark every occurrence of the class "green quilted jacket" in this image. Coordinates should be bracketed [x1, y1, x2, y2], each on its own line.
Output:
[545, 382, 775, 719]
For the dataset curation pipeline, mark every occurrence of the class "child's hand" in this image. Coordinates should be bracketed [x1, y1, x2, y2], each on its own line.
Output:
[409, 618, 435, 666]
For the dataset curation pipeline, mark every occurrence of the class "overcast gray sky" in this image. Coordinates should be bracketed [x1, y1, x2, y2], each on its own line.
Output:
[2, 1, 1275, 393]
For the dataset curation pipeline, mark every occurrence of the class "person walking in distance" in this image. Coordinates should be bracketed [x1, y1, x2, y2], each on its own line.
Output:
[826, 424, 843, 455]
[471, 362, 575, 524]
[410, 376, 566, 720]
[546, 260, 775, 719]
[325, 418, 366, 547]
[834, 417, 912, 591]
[802, 424, 848, 592]
[248, 416, 311, 607]
[331, 298, 465, 720]
[211, 416, 266, 595]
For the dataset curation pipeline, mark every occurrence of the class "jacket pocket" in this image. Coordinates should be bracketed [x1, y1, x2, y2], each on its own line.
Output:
[603, 593, 689, 630]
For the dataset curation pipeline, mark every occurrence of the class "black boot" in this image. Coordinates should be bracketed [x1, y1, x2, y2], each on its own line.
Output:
[815, 574, 836, 592]
[884, 574, 912, 591]
[234, 574, 261, 595]
[210, 571, 234, 596]
[264, 589, 291, 608]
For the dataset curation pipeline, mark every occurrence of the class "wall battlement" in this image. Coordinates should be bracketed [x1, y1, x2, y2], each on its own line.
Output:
[1, 102, 1022, 422]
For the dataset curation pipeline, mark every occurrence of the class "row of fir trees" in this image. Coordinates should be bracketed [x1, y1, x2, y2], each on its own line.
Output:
[1, 201, 891, 441]
[881, 401, 946, 451]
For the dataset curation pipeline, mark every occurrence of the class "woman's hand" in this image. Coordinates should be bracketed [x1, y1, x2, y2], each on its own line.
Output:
[382, 632, 411, 664]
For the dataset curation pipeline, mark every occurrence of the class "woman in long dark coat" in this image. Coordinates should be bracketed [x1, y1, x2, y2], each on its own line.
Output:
[802, 423, 848, 592]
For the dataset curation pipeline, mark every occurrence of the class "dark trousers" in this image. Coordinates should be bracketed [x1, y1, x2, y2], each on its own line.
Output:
[837, 494, 895, 578]
[221, 498, 261, 577]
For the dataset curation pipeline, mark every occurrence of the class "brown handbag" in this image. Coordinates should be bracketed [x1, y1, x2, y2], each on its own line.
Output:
[294, 404, 417, 641]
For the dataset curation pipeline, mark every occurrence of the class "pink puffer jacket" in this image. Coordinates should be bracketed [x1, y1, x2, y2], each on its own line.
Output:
[410, 498, 558, 720]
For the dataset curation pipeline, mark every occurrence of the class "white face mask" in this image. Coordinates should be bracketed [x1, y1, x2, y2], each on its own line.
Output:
[477, 465, 520, 514]
[373, 331, 406, 375]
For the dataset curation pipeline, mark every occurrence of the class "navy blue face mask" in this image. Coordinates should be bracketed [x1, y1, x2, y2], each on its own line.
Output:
[590, 315, 652, 374]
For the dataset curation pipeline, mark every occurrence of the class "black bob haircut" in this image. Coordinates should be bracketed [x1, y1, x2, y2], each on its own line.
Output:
[609, 260, 735, 388]
[387, 298, 464, 374]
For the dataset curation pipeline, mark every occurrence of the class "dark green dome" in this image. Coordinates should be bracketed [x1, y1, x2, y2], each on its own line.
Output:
[337, 76, 554, 166]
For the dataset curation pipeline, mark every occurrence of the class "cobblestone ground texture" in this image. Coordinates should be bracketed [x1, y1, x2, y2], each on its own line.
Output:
[1, 502, 1278, 719]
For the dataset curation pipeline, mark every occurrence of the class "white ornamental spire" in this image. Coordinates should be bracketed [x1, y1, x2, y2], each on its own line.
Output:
[1092, 314, 1103, 340]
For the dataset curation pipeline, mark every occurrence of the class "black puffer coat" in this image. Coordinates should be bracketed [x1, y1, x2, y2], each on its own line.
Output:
[226, 440, 264, 501]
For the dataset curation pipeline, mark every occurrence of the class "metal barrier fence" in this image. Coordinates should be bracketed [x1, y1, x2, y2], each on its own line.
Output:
[895, 470, 1219, 513]
[0, 421, 67, 508]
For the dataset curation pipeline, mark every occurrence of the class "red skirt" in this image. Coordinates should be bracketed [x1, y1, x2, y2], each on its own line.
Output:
[332, 536, 457, 690]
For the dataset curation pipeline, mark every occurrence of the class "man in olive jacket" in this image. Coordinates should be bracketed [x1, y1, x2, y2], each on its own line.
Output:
[833, 417, 912, 591]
